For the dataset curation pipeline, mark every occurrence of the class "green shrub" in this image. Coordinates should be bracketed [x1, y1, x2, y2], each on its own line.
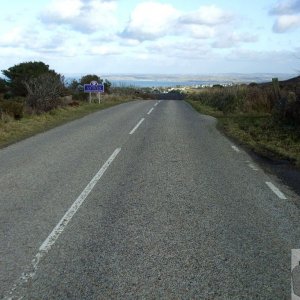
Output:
[72, 92, 87, 101]
[0, 100, 24, 119]
[2, 61, 60, 97]
[187, 85, 273, 115]
[24, 73, 64, 112]
[284, 92, 300, 125]
[187, 87, 239, 114]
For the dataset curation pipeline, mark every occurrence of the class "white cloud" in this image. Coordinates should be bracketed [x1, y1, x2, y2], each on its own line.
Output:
[0, 25, 79, 58]
[88, 45, 122, 55]
[212, 33, 258, 48]
[179, 5, 233, 26]
[270, 0, 300, 32]
[229, 48, 297, 64]
[146, 39, 211, 60]
[120, 2, 234, 42]
[273, 14, 300, 32]
[183, 24, 216, 39]
[0, 27, 24, 47]
[120, 2, 180, 41]
[270, 0, 300, 15]
[41, 0, 118, 33]
[43, 0, 83, 19]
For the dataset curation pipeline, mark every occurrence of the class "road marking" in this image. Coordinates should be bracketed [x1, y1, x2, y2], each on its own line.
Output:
[5, 148, 121, 299]
[147, 108, 154, 115]
[231, 145, 240, 153]
[129, 118, 145, 135]
[154, 102, 159, 106]
[248, 163, 259, 171]
[266, 182, 287, 200]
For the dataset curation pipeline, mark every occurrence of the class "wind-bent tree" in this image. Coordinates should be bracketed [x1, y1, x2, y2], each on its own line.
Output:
[2, 61, 60, 96]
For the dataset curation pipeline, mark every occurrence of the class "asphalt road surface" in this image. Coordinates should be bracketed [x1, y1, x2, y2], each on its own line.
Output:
[1, 100, 300, 299]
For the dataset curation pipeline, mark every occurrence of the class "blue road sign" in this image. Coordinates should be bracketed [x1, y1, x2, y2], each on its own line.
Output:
[84, 83, 104, 93]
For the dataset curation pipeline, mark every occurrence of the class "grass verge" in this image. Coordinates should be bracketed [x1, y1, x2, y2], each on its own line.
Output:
[187, 99, 300, 167]
[0, 99, 134, 149]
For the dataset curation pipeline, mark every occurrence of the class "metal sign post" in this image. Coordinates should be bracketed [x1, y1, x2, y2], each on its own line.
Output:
[84, 81, 105, 103]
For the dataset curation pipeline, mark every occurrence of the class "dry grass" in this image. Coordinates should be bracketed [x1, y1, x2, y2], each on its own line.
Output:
[0, 98, 134, 148]
[187, 99, 300, 166]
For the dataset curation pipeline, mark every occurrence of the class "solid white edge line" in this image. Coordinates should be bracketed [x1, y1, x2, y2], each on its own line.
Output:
[5, 148, 121, 299]
[129, 118, 145, 135]
[147, 108, 154, 115]
[231, 145, 240, 153]
[248, 163, 259, 171]
[266, 181, 287, 200]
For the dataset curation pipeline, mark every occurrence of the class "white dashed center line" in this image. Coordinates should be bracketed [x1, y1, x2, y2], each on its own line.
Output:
[266, 182, 287, 200]
[248, 163, 259, 171]
[129, 118, 145, 135]
[231, 145, 240, 153]
[147, 108, 154, 115]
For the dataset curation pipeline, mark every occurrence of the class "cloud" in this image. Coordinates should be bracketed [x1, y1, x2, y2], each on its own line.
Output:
[0, 27, 25, 47]
[120, 2, 234, 42]
[88, 45, 122, 55]
[41, 0, 118, 33]
[179, 5, 233, 26]
[0, 26, 76, 57]
[146, 40, 210, 59]
[229, 48, 297, 63]
[182, 24, 216, 39]
[120, 2, 180, 41]
[212, 33, 258, 48]
[270, 0, 300, 15]
[270, 0, 300, 32]
[272, 14, 300, 32]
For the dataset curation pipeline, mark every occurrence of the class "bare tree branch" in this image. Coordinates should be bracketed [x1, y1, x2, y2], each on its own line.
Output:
[23, 73, 65, 112]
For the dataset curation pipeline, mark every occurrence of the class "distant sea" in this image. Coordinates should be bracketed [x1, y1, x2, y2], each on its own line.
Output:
[65, 73, 297, 88]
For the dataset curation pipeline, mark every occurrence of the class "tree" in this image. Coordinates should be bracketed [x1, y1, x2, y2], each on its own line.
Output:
[80, 74, 101, 85]
[67, 79, 80, 93]
[79, 74, 111, 93]
[0, 78, 7, 94]
[104, 79, 112, 94]
[2, 61, 60, 96]
[23, 73, 65, 112]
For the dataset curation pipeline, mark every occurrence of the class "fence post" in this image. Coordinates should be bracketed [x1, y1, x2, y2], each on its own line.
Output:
[272, 78, 285, 120]
[272, 78, 281, 100]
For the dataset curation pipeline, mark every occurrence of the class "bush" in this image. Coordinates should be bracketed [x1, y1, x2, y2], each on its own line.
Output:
[68, 101, 80, 107]
[2, 61, 60, 97]
[242, 86, 271, 113]
[282, 92, 300, 125]
[187, 87, 238, 114]
[72, 92, 87, 101]
[79, 74, 111, 94]
[0, 99, 24, 120]
[24, 73, 65, 112]
[187, 85, 273, 115]
[0, 78, 7, 93]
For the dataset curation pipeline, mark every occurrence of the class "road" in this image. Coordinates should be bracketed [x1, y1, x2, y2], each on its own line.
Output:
[1, 100, 300, 299]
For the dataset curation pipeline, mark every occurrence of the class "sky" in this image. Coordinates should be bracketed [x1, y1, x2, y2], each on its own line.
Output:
[0, 0, 300, 75]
